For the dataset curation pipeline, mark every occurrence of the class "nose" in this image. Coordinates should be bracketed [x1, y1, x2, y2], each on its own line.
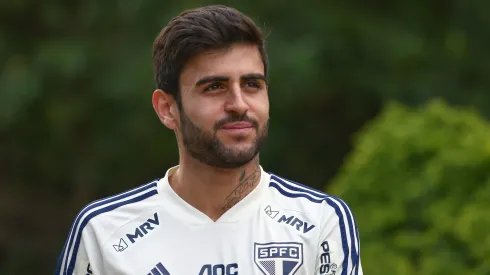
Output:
[224, 84, 248, 115]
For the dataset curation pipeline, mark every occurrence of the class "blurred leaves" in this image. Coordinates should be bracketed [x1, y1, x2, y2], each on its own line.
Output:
[330, 99, 490, 274]
[0, 56, 40, 126]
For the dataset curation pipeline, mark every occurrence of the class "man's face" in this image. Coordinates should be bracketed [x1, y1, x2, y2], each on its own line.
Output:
[177, 43, 269, 169]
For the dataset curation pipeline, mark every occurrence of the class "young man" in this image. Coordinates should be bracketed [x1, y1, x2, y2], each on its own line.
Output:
[55, 5, 362, 275]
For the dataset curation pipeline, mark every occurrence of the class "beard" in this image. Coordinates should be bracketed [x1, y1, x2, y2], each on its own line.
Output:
[179, 110, 269, 169]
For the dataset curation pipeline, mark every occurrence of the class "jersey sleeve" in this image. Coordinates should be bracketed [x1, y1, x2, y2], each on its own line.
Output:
[54, 220, 102, 275]
[315, 196, 363, 275]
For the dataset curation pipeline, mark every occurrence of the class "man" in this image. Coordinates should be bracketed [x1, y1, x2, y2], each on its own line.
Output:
[55, 5, 362, 275]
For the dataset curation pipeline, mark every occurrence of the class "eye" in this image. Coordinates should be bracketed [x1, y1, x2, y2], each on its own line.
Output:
[244, 81, 262, 89]
[204, 83, 224, 92]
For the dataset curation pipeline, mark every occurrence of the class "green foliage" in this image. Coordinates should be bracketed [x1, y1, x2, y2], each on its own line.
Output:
[329, 99, 490, 274]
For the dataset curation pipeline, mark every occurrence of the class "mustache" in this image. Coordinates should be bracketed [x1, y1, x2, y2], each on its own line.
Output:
[214, 114, 259, 131]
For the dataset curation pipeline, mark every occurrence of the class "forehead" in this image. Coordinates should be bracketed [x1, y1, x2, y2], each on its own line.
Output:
[180, 43, 264, 85]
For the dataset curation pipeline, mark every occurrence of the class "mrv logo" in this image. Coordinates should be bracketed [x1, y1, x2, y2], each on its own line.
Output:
[277, 215, 315, 234]
[113, 212, 160, 252]
[254, 242, 303, 275]
[126, 212, 160, 243]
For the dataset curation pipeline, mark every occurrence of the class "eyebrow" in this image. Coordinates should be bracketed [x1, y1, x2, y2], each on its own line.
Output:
[241, 73, 267, 83]
[195, 73, 267, 86]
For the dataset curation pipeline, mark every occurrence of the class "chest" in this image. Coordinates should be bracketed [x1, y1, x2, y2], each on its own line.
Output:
[101, 209, 320, 274]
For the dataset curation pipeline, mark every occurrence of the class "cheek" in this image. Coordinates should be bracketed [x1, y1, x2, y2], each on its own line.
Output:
[253, 94, 270, 121]
[184, 101, 222, 128]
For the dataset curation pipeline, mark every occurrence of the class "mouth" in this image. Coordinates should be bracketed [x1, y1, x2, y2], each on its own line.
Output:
[220, 122, 254, 130]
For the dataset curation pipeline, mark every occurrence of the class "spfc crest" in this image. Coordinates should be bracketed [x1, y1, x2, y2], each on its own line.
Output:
[254, 242, 303, 275]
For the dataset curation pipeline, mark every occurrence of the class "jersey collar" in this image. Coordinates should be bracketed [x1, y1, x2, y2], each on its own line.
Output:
[157, 165, 270, 225]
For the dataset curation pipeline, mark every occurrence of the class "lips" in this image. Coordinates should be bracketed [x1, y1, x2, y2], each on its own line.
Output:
[220, 122, 254, 130]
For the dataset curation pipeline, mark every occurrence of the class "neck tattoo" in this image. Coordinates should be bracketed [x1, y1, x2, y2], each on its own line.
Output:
[222, 164, 260, 211]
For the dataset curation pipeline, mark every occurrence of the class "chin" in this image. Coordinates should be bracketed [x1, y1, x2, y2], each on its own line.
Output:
[224, 143, 255, 153]
[220, 134, 255, 144]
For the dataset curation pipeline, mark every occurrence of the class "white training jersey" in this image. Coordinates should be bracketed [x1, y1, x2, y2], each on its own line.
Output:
[55, 166, 362, 275]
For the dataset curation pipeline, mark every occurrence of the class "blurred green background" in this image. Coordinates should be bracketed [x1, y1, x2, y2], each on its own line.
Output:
[1, 0, 489, 274]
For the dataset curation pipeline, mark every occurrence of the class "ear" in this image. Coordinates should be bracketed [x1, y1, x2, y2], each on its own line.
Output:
[152, 89, 179, 130]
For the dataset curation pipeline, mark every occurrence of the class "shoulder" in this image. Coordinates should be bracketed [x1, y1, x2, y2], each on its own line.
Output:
[57, 179, 161, 274]
[267, 172, 357, 226]
[69, 179, 161, 241]
[266, 174, 362, 273]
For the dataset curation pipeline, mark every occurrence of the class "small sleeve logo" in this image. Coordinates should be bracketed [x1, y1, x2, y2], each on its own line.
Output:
[264, 205, 280, 219]
[113, 238, 128, 252]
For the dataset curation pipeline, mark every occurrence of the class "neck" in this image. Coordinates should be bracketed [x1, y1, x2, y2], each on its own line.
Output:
[169, 154, 261, 221]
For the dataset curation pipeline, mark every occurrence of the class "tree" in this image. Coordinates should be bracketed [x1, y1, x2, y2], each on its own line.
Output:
[329, 99, 490, 275]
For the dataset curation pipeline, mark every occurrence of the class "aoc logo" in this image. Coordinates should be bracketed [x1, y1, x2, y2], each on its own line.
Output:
[254, 242, 303, 275]
[113, 212, 160, 252]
